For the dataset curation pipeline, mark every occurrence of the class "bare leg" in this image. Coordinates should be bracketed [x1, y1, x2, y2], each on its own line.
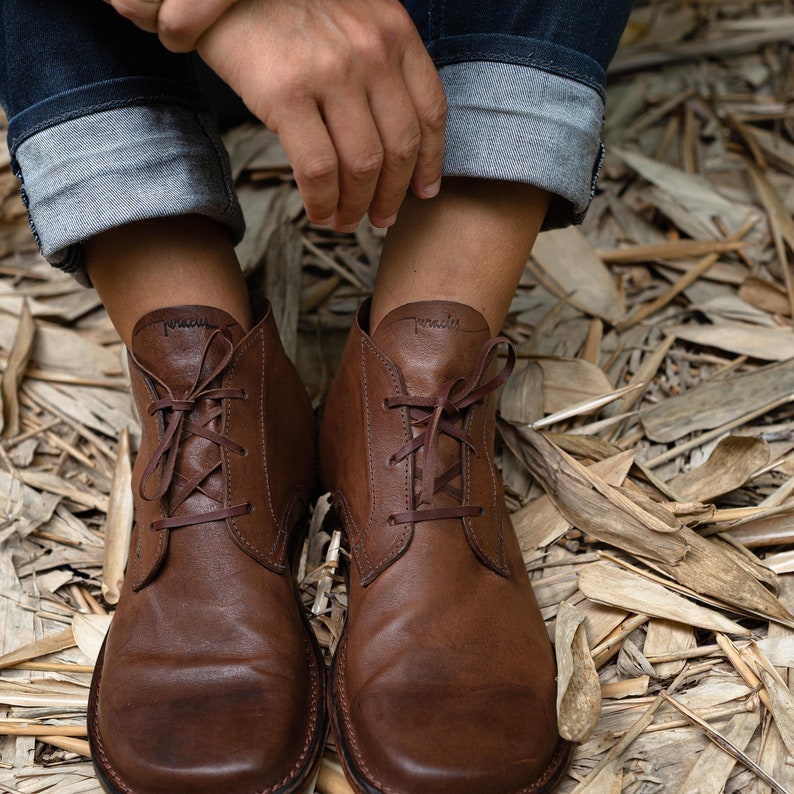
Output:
[84, 214, 252, 347]
[370, 177, 551, 335]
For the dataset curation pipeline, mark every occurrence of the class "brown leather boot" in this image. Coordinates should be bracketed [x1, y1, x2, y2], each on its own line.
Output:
[88, 304, 326, 794]
[319, 300, 571, 794]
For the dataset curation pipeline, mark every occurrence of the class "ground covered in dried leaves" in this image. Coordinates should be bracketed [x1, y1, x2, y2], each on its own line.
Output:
[1, 2, 794, 793]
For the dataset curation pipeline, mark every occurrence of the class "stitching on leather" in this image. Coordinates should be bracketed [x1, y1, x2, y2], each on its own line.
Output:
[92, 632, 323, 794]
[337, 490, 373, 574]
[131, 363, 167, 589]
[334, 633, 569, 794]
[513, 739, 571, 794]
[483, 392, 507, 571]
[90, 654, 135, 794]
[358, 336, 411, 570]
[335, 638, 397, 794]
[225, 329, 282, 562]
[358, 338, 378, 561]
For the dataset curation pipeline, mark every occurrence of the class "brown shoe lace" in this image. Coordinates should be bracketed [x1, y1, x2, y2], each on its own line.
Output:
[384, 337, 515, 526]
[133, 328, 251, 532]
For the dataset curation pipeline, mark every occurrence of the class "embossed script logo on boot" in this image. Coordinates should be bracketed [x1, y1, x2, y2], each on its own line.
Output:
[413, 315, 460, 334]
[136, 317, 218, 337]
[160, 318, 217, 337]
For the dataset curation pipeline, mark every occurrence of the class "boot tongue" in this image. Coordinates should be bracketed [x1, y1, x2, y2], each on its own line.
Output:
[370, 301, 491, 395]
[130, 305, 245, 393]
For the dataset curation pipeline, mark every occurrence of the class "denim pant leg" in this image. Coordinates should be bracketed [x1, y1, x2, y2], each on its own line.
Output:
[405, 0, 634, 228]
[0, 0, 244, 285]
[0, 1, 631, 285]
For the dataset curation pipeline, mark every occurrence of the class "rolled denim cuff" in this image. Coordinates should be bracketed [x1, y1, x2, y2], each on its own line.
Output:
[13, 104, 244, 286]
[439, 60, 605, 229]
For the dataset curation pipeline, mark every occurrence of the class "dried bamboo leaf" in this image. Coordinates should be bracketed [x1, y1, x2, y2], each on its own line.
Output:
[555, 601, 601, 742]
[678, 711, 760, 794]
[0, 313, 119, 378]
[650, 530, 794, 628]
[531, 227, 626, 323]
[0, 628, 75, 669]
[755, 636, 794, 667]
[660, 692, 787, 794]
[613, 147, 757, 240]
[0, 299, 33, 437]
[644, 619, 696, 678]
[739, 275, 790, 316]
[71, 613, 112, 665]
[667, 436, 770, 502]
[577, 562, 750, 636]
[574, 599, 629, 649]
[500, 421, 688, 564]
[533, 358, 614, 415]
[739, 642, 794, 758]
[317, 759, 355, 794]
[102, 427, 133, 605]
[265, 221, 302, 362]
[498, 361, 544, 425]
[641, 358, 794, 443]
[576, 760, 622, 794]
[513, 449, 636, 554]
[666, 322, 794, 362]
[600, 675, 648, 699]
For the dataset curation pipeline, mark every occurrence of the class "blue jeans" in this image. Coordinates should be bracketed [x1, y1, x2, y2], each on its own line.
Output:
[0, 0, 632, 284]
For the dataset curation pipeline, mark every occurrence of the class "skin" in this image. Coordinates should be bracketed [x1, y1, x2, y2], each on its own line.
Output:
[89, 0, 551, 344]
[108, 0, 447, 233]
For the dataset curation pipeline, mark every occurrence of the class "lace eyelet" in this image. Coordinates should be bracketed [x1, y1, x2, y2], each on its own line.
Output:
[240, 389, 248, 400]
[382, 398, 389, 410]
[240, 447, 249, 457]
[387, 456, 396, 467]
[247, 503, 255, 514]
[387, 515, 396, 526]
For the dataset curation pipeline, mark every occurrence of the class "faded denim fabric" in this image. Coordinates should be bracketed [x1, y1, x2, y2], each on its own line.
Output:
[0, 0, 632, 281]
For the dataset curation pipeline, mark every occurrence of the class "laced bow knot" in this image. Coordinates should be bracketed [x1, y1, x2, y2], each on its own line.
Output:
[384, 336, 516, 524]
[133, 327, 250, 532]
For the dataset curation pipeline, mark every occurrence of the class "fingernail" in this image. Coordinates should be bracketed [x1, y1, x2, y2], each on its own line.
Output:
[378, 213, 398, 228]
[336, 221, 359, 233]
[421, 179, 441, 198]
[314, 216, 335, 227]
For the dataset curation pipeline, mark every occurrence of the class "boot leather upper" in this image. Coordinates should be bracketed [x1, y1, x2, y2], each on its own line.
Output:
[320, 300, 569, 794]
[89, 305, 325, 794]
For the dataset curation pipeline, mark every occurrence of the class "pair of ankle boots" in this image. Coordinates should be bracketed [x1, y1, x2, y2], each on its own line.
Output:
[88, 299, 571, 794]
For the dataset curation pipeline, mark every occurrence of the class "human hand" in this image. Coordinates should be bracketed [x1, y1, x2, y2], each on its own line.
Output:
[103, 0, 239, 52]
[197, 0, 447, 231]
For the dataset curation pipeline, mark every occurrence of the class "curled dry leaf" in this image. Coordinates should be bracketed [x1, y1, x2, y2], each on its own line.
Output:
[102, 427, 133, 605]
[667, 435, 770, 503]
[555, 601, 602, 743]
[0, 298, 34, 437]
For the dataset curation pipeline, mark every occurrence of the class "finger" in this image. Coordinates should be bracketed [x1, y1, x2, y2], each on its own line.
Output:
[366, 81, 421, 227]
[401, 50, 447, 199]
[157, 0, 239, 52]
[323, 93, 384, 232]
[276, 106, 340, 226]
[107, 0, 161, 32]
